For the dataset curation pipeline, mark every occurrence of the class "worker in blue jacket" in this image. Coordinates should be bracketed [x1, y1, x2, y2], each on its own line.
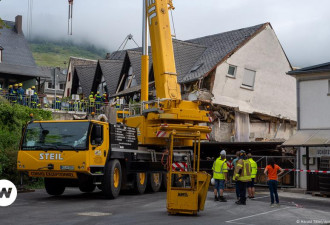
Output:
[17, 83, 25, 105]
[95, 91, 102, 113]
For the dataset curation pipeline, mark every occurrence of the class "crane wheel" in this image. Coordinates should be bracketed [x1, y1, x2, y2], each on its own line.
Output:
[103, 159, 122, 199]
[133, 172, 147, 194]
[147, 172, 162, 193]
[44, 178, 65, 196]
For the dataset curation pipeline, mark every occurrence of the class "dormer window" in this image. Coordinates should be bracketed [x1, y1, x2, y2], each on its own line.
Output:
[0, 46, 3, 63]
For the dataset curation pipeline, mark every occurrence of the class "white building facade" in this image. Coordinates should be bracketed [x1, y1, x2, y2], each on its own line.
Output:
[205, 24, 297, 142]
[285, 62, 330, 190]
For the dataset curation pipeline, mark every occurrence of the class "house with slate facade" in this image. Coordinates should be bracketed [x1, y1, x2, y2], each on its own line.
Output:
[71, 65, 97, 98]
[0, 15, 44, 90]
[63, 56, 97, 98]
[91, 59, 124, 96]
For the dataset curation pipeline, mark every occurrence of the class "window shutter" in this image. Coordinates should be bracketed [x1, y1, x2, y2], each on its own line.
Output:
[242, 69, 256, 88]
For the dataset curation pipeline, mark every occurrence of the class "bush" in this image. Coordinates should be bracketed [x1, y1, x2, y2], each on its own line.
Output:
[0, 98, 52, 184]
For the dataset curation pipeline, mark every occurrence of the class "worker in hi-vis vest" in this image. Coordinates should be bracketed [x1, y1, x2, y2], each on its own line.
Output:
[233, 150, 251, 205]
[247, 153, 257, 199]
[212, 150, 228, 202]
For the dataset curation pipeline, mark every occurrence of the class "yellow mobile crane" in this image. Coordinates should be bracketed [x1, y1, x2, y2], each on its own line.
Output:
[17, 0, 211, 215]
[123, 0, 211, 215]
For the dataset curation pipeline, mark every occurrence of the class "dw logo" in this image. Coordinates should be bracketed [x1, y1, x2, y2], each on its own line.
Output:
[0, 180, 17, 207]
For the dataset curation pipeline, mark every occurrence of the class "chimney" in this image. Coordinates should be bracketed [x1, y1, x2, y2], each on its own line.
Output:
[15, 15, 23, 34]
[105, 53, 111, 60]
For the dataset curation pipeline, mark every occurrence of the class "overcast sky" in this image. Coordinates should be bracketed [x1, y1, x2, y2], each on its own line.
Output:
[0, 0, 329, 67]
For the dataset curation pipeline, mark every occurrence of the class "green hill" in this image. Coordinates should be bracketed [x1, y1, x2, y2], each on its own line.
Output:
[29, 40, 107, 68]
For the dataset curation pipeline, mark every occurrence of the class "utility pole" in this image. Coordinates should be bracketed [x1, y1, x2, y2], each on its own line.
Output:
[52, 68, 58, 100]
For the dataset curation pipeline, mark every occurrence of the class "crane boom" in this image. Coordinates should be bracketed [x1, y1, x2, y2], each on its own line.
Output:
[146, 0, 181, 100]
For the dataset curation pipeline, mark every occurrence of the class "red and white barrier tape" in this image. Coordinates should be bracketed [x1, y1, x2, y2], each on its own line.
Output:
[258, 168, 330, 174]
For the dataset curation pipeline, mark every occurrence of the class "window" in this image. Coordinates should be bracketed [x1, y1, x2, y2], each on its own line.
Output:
[227, 65, 237, 78]
[242, 69, 256, 89]
[78, 86, 83, 95]
[68, 72, 71, 82]
[91, 124, 103, 146]
[67, 88, 70, 97]
[130, 75, 137, 87]
[59, 83, 65, 90]
[98, 75, 107, 94]
[21, 122, 90, 150]
[47, 82, 53, 89]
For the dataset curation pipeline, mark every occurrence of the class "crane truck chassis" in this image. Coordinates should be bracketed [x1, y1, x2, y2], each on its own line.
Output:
[17, 120, 197, 198]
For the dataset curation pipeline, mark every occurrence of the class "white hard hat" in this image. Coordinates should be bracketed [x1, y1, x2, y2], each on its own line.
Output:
[211, 178, 215, 185]
[220, 150, 226, 156]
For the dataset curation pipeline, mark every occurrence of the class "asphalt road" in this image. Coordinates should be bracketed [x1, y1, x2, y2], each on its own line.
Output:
[1, 188, 330, 225]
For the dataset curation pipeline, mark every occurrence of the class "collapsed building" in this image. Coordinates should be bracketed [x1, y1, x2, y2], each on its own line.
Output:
[62, 22, 298, 187]
[64, 22, 297, 144]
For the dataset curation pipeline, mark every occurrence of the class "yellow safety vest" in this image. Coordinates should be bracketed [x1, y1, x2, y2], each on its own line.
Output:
[249, 158, 257, 179]
[234, 159, 251, 182]
[89, 95, 95, 106]
[212, 158, 228, 180]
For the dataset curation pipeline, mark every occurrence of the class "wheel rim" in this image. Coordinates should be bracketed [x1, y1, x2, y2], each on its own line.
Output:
[153, 173, 160, 185]
[114, 167, 119, 188]
[139, 173, 146, 185]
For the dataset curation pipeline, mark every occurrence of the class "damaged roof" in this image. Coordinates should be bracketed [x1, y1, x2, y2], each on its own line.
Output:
[173, 39, 207, 80]
[108, 23, 267, 86]
[179, 23, 266, 83]
[102, 23, 269, 97]
[74, 65, 97, 97]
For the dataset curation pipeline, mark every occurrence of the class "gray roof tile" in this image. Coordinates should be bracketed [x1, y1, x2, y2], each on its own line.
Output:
[0, 20, 41, 77]
[179, 23, 266, 83]
[105, 23, 266, 94]
[74, 65, 97, 97]
[39, 67, 67, 82]
[98, 60, 123, 95]
[127, 51, 142, 85]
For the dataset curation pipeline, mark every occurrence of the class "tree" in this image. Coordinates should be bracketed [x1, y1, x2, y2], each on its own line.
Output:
[0, 0, 5, 29]
[0, 18, 5, 29]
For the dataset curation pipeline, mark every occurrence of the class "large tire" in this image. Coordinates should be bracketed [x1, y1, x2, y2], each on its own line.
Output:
[103, 159, 122, 199]
[44, 178, 65, 196]
[147, 172, 162, 193]
[79, 183, 96, 193]
[133, 172, 147, 194]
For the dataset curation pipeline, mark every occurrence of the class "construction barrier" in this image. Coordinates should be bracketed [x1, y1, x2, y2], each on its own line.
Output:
[258, 168, 330, 174]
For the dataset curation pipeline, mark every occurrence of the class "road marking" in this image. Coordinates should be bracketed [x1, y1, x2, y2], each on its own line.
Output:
[77, 212, 112, 217]
[226, 206, 291, 224]
[250, 196, 268, 200]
